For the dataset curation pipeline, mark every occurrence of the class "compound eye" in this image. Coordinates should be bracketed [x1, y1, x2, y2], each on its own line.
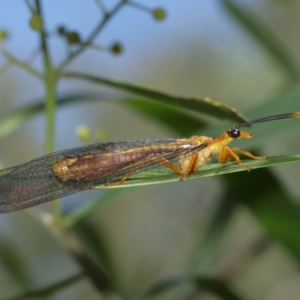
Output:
[228, 128, 240, 138]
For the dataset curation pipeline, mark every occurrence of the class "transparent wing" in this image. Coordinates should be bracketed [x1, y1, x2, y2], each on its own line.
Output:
[0, 139, 206, 212]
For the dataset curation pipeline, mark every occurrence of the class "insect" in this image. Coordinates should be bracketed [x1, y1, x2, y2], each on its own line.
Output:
[0, 111, 299, 213]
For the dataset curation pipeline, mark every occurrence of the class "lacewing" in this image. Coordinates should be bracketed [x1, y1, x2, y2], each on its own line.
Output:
[0, 111, 299, 212]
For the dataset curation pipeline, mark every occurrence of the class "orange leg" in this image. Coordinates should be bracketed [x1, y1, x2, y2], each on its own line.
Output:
[105, 156, 184, 186]
[180, 152, 199, 181]
[106, 153, 199, 186]
[156, 158, 185, 175]
[157, 152, 199, 181]
[106, 169, 137, 186]
[219, 147, 266, 171]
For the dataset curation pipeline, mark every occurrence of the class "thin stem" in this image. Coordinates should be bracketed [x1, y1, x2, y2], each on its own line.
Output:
[1, 50, 43, 78]
[24, 0, 35, 13]
[34, 0, 61, 218]
[56, 0, 125, 73]
[34, 0, 55, 152]
[127, 0, 151, 13]
[94, 0, 107, 15]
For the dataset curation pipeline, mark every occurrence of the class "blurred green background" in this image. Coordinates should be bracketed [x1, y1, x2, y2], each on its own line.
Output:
[1, 0, 300, 299]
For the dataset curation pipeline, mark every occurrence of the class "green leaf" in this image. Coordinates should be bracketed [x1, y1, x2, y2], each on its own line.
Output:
[0, 93, 203, 141]
[9, 273, 84, 300]
[143, 274, 193, 299]
[0, 94, 105, 141]
[195, 277, 243, 300]
[63, 189, 125, 228]
[144, 274, 243, 300]
[224, 0, 300, 82]
[100, 154, 300, 189]
[123, 99, 207, 136]
[0, 94, 206, 141]
[198, 84, 300, 149]
[63, 72, 248, 123]
[2, 84, 300, 146]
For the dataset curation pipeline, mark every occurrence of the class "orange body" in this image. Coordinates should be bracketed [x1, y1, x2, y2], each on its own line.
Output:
[175, 129, 265, 181]
[53, 129, 265, 186]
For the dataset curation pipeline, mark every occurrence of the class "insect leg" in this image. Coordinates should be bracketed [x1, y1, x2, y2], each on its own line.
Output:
[105, 155, 185, 186]
[156, 158, 188, 181]
[106, 169, 137, 186]
[106, 155, 196, 186]
[158, 152, 199, 181]
[231, 148, 266, 160]
[219, 147, 266, 171]
[186, 152, 199, 173]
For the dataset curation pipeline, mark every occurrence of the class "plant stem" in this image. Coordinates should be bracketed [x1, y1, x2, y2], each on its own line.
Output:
[1, 50, 43, 79]
[34, 0, 61, 219]
[57, 0, 125, 73]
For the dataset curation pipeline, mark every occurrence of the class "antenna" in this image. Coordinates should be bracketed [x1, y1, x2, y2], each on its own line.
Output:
[236, 112, 300, 128]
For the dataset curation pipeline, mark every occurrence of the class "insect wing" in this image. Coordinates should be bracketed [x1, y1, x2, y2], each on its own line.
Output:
[93, 139, 207, 183]
[0, 139, 207, 212]
[0, 151, 80, 212]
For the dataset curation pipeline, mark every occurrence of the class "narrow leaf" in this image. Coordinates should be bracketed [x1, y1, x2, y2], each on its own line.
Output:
[123, 99, 206, 136]
[0, 94, 103, 140]
[9, 273, 84, 300]
[196, 277, 243, 300]
[100, 154, 300, 189]
[144, 274, 244, 300]
[64, 72, 248, 123]
[64, 189, 125, 228]
[143, 274, 193, 299]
